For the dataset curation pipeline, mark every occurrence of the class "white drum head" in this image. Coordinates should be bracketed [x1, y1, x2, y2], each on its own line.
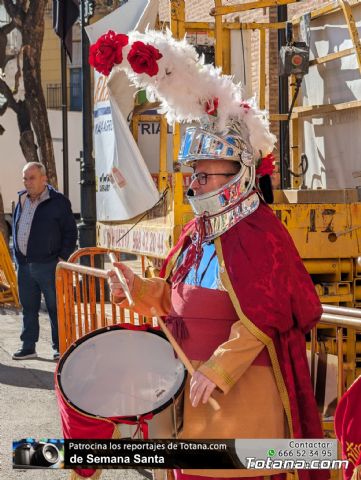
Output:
[58, 328, 185, 418]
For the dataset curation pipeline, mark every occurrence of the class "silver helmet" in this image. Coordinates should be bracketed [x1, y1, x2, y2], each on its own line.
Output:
[178, 122, 257, 215]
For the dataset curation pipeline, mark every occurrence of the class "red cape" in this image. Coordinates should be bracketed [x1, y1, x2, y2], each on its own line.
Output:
[160, 201, 329, 480]
[335, 375, 361, 480]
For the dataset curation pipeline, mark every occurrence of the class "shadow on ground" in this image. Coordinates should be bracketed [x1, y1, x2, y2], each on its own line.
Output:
[0, 363, 55, 390]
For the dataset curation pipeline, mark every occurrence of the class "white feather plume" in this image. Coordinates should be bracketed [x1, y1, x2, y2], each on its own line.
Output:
[112, 28, 276, 160]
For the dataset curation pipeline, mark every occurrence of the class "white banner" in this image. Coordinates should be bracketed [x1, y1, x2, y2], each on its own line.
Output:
[97, 222, 173, 258]
[86, 0, 160, 221]
[107, 91, 160, 220]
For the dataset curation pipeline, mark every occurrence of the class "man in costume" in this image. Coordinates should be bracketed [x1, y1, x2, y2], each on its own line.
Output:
[99, 29, 328, 480]
[335, 375, 361, 480]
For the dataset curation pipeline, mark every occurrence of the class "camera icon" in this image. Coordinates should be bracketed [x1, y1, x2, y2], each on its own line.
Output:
[14, 441, 60, 467]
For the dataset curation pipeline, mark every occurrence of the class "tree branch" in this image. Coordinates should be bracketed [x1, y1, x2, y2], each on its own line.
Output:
[0, 21, 17, 70]
[0, 77, 19, 112]
[3, 0, 17, 18]
[3, 0, 24, 28]
[0, 20, 16, 36]
[0, 99, 8, 116]
[13, 49, 21, 94]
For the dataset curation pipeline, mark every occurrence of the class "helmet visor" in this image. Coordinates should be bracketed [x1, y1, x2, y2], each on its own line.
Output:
[179, 127, 244, 164]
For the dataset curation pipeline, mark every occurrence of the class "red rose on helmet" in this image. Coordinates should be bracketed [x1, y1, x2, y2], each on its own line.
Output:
[205, 97, 219, 116]
[241, 101, 251, 111]
[256, 153, 276, 177]
[127, 41, 163, 77]
[89, 30, 129, 76]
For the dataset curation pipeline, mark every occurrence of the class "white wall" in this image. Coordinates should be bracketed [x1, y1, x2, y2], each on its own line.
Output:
[301, 3, 361, 189]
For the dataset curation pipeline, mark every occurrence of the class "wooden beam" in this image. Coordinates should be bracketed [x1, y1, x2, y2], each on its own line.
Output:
[270, 113, 289, 121]
[293, 0, 360, 24]
[172, 20, 287, 31]
[214, 0, 223, 67]
[222, 26, 231, 74]
[258, 28, 266, 110]
[309, 47, 354, 66]
[137, 114, 162, 122]
[170, 0, 185, 39]
[339, 0, 361, 75]
[210, 0, 299, 17]
[272, 100, 361, 122]
[159, 116, 168, 192]
[183, 21, 287, 31]
[292, 99, 361, 118]
[293, 1, 340, 24]
[238, 21, 287, 30]
[184, 22, 215, 29]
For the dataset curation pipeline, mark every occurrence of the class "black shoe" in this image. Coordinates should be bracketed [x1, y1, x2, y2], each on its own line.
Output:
[53, 352, 60, 361]
[12, 349, 37, 360]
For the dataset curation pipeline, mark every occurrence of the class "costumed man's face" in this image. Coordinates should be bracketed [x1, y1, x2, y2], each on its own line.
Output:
[190, 159, 240, 196]
[23, 166, 47, 200]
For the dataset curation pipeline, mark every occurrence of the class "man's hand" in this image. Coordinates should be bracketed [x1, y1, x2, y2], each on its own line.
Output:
[107, 262, 136, 302]
[190, 371, 216, 407]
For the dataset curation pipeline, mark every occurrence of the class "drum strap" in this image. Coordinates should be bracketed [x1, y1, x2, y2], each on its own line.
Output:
[114, 413, 154, 439]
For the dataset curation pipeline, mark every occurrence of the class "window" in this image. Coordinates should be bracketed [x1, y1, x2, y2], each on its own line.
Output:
[70, 68, 82, 111]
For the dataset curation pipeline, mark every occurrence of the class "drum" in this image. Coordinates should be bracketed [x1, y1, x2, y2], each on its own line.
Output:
[56, 324, 186, 439]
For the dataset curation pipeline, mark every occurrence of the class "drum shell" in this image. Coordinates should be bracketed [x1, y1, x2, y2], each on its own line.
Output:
[118, 389, 184, 439]
[56, 324, 186, 439]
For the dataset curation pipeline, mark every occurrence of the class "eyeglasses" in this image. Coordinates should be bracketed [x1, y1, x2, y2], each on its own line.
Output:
[190, 172, 236, 185]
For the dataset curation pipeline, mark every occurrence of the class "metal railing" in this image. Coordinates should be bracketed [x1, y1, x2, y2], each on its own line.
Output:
[58, 248, 361, 386]
[56, 248, 153, 353]
[310, 304, 361, 403]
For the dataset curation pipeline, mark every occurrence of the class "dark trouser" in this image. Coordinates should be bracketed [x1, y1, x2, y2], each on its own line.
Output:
[17, 260, 58, 351]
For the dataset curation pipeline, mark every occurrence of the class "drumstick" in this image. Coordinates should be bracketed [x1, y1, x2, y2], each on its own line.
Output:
[109, 253, 134, 308]
[152, 310, 221, 412]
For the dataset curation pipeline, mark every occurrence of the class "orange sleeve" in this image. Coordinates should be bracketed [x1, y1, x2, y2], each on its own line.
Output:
[198, 321, 265, 394]
[116, 275, 172, 317]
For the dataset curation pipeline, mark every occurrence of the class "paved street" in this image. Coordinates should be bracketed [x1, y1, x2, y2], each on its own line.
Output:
[0, 303, 149, 480]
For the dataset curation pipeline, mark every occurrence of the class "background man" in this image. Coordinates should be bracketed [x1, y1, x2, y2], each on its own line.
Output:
[12, 162, 77, 361]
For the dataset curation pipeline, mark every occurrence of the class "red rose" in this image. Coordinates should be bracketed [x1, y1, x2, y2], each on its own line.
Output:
[256, 153, 276, 177]
[127, 41, 163, 77]
[89, 30, 128, 76]
[205, 97, 219, 116]
[241, 101, 251, 111]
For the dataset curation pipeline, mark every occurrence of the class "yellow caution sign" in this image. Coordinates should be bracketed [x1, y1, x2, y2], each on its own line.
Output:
[0, 232, 19, 307]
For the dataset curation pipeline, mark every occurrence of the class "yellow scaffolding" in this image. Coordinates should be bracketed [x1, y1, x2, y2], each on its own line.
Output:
[0, 232, 19, 307]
